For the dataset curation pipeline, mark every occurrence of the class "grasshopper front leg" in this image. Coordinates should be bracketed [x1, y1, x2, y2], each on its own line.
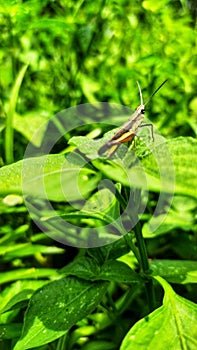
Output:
[139, 123, 154, 141]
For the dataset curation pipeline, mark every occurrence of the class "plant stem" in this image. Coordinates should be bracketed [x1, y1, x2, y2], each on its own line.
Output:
[103, 181, 156, 312]
[56, 333, 68, 350]
[121, 186, 156, 312]
[133, 220, 156, 312]
[5, 64, 28, 164]
[133, 221, 149, 272]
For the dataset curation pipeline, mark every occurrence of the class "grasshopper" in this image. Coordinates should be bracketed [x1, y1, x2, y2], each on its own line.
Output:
[98, 80, 167, 158]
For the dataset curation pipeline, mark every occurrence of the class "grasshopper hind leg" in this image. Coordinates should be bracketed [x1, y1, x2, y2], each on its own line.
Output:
[98, 143, 110, 155]
[98, 141, 120, 158]
[106, 144, 120, 158]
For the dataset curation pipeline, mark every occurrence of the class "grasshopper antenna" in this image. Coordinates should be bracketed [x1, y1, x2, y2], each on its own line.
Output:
[144, 79, 168, 106]
[136, 81, 143, 105]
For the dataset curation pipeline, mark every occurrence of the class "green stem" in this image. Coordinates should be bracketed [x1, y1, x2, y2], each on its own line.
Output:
[100, 179, 156, 312]
[133, 221, 149, 272]
[56, 333, 69, 350]
[5, 64, 28, 164]
[105, 183, 140, 261]
[5, 109, 14, 164]
[133, 221, 155, 312]
[118, 187, 155, 312]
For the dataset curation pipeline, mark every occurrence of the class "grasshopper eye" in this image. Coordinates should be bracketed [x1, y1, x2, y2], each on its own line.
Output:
[141, 108, 145, 114]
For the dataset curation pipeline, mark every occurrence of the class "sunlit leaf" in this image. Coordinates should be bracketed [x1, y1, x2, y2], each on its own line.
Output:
[150, 260, 197, 284]
[142, 0, 171, 12]
[0, 268, 58, 285]
[93, 137, 197, 198]
[14, 277, 108, 350]
[120, 277, 197, 350]
[0, 153, 101, 201]
[0, 280, 48, 314]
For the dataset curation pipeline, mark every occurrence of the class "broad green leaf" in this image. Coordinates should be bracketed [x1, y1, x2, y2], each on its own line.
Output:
[92, 137, 197, 198]
[91, 236, 131, 261]
[54, 183, 122, 230]
[48, 136, 197, 198]
[93, 157, 149, 189]
[83, 183, 121, 220]
[0, 280, 48, 314]
[69, 129, 126, 159]
[0, 153, 101, 201]
[14, 277, 108, 350]
[60, 257, 100, 280]
[142, 137, 197, 198]
[143, 206, 194, 237]
[61, 257, 141, 284]
[69, 136, 103, 159]
[79, 182, 124, 233]
[120, 277, 197, 350]
[40, 182, 126, 247]
[150, 260, 197, 284]
[99, 260, 142, 284]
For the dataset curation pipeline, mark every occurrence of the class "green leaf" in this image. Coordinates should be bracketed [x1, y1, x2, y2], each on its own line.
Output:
[99, 260, 142, 284]
[14, 277, 108, 350]
[141, 137, 197, 198]
[30, 18, 75, 32]
[41, 182, 126, 246]
[93, 157, 148, 189]
[61, 257, 142, 284]
[143, 205, 194, 237]
[120, 277, 197, 350]
[0, 323, 22, 340]
[0, 243, 64, 262]
[171, 234, 197, 260]
[0, 280, 48, 314]
[95, 236, 131, 261]
[60, 257, 100, 280]
[84, 182, 122, 219]
[93, 137, 197, 198]
[142, 0, 171, 12]
[13, 111, 50, 147]
[0, 153, 101, 201]
[150, 260, 197, 284]
[69, 136, 102, 159]
[0, 268, 58, 285]
[80, 182, 124, 233]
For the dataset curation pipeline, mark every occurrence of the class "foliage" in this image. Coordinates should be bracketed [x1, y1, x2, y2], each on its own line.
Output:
[0, 0, 196, 349]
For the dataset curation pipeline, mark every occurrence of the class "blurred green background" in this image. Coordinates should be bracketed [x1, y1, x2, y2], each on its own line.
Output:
[0, 0, 196, 164]
[0, 3, 196, 348]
